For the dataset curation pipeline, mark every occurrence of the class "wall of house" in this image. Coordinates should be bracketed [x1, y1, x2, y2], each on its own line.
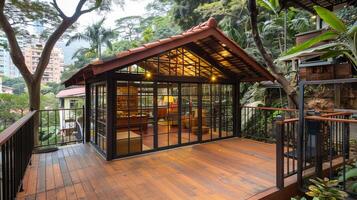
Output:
[299, 63, 352, 81]
[62, 97, 84, 109]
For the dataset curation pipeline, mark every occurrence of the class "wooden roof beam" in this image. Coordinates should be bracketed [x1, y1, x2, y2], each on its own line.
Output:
[185, 43, 240, 80]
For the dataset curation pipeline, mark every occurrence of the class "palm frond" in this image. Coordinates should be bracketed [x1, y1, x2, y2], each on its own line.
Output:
[66, 33, 91, 46]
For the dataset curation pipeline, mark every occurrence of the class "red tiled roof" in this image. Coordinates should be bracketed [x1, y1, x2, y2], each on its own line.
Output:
[64, 18, 274, 86]
[56, 86, 85, 98]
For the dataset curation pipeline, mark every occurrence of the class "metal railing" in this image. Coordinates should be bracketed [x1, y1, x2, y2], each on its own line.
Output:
[241, 106, 297, 141]
[275, 117, 299, 189]
[275, 111, 357, 191]
[0, 111, 36, 200]
[0, 112, 24, 133]
[301, 112, 356, 192]
[36, 107, 84, 148]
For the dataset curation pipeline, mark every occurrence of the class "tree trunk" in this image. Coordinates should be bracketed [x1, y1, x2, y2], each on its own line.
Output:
[26, 79, 41, 145]
[248, 0, 299, 109]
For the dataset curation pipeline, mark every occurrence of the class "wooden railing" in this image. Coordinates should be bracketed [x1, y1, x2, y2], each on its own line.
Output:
[0, 111, 36, 200]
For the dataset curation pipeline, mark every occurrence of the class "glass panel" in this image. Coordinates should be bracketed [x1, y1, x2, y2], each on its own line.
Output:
[221, 85, 233, 137]
[157, 83, 179, 147]
[202, 84, 233, 141]
[90, 85, 96, 144]
[96, 84, 107, 153]
[181, 83, 198, 144]
[116, 81, 154, 156]
[89, 83, 107, 154]
[116, 64, 147, 74]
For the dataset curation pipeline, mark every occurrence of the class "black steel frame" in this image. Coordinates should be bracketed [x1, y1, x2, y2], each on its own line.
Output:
[297, 78, 357, 189]
[85, 49, 242, 160]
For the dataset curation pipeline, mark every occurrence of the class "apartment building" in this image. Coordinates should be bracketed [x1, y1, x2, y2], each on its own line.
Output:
[24, 43, 64, 83]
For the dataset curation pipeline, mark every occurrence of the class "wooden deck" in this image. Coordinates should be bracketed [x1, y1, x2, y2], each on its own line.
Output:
[17, 138, 276, 200]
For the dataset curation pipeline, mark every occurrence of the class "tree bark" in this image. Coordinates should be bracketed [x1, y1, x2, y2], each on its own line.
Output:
[248, 0, 299, 108]
[27, 80, 41, 145]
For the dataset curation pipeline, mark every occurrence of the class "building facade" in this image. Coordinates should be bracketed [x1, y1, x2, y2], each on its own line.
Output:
[24, 43, 64, 83]
[0, 35, 22, 78]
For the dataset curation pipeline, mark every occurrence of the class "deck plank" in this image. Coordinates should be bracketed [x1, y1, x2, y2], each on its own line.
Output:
[17, 138, 276, 200]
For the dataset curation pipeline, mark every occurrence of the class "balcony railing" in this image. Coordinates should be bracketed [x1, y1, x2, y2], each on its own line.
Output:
[0, 111, 36, 200]
[275, 111, 357, 192]
[241, 106, 297, 142]
[36, 107, 84, 148]
[1, 105, 355, 199]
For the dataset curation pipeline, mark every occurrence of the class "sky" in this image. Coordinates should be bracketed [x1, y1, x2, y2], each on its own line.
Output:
[56, 0, 153, 64]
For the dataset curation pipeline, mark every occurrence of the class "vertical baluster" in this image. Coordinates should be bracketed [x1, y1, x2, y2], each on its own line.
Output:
[342, 120, 347, 190]
[286, 123, 290, 175]
[75, 108, 77, 143]
[55, 109, 58, 146]
[292, 122, 296, 173]
[62, 109, 65, 144]
[47, 110, 50, 146]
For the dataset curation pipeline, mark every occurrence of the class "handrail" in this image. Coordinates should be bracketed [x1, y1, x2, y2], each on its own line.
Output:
[0, 110, 36, 200]
[38, 107, 83, 112]
[320, 112, 352, 117]
[282, 118, 299, 123]
[306, 116, 357, 123]
[242, 106, 297, 112]
[278, 112, 353, 124]
[0, 111, 37, 145]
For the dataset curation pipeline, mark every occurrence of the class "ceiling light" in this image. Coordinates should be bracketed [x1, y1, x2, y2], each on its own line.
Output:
[211, 75, 217, 82]
[145, 72, 152, 79]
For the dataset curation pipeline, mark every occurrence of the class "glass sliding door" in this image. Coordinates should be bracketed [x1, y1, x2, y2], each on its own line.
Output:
[202, 84, 220, 141]
[157, 83, 179, 148]
[116, 81, 155, 157]
[181, 83, 199, 144]
[89, 83, 107, 154]
[202, 84, 233, 141]
[221, 85, 233, 137]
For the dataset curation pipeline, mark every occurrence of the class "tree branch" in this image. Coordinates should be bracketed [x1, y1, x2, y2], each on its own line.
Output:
[51, 0, 67, 19]
[0, 0, 33, 83]
[35, 0, 100, 82]
[248, 0, 299, 108]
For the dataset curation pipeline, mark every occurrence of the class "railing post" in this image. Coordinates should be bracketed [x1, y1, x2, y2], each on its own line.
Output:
[275, 115, 285, 190]
[297, 81, 305, 189]
[306, 111, 323, 178]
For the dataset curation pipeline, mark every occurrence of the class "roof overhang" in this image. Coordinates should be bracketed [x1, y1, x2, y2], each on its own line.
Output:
[279, 0, 356, 13]
[64, 18, 275, 87]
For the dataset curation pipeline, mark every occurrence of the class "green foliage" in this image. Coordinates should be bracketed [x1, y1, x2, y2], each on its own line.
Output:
[314, 6, 347, 33]
[283, 6, 357, 71]
[0, 93, 29, 132]
[116, 16, 143, 41]
[257, 0, 279, 14]
[104, 4, 181, 57]
[305, 178, 348, 200]
[41, 82, 63, 95]
[2, 76, 26, 95]
[285, 31, 338, 55]
[170, 0, 212, 30]
[66, 18, 117, 59]
[40, 93, 58, 110]
[5, 0, 122, 39]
